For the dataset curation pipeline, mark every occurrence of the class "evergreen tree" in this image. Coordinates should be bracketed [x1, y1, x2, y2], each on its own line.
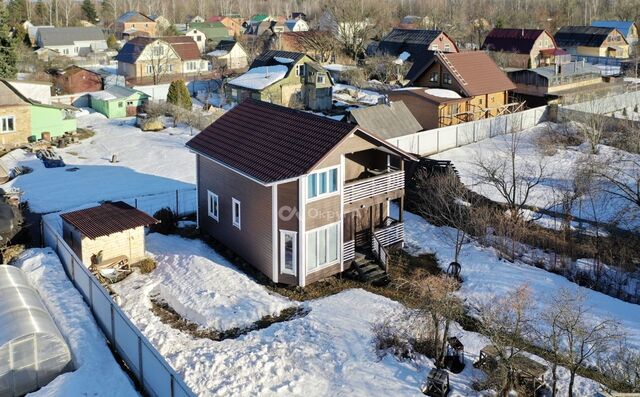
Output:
[167, 80, 192, 110]
[0, 2, 18, 79]
[81, 0, 98, 22]
[106, 33, 118, 49]
[7, 0, 27, 25]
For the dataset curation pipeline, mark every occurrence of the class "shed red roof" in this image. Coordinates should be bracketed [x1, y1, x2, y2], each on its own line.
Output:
[61, 201, 158, 240]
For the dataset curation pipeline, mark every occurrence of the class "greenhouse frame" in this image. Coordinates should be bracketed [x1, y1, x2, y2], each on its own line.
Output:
[0, 265, 72, 397]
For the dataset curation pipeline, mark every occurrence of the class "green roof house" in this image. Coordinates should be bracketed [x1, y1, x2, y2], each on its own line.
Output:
[89, 86, 149, 118]
[250, 14, 272, 23]
[188, 22, 232, 47]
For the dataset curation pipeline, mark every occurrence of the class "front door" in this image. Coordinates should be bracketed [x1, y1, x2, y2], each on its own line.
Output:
[280, 230, 297, 276]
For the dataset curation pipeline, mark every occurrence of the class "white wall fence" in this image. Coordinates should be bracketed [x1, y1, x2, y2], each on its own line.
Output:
[42, 218, 195, 397]
[120, 189, 197, 218]
[562, 90, 640, 114]
[51, 93, 91, 108]
[386, 106, 548, 156]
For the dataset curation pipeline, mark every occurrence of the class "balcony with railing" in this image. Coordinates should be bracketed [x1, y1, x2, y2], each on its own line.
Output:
[343, 168, 404, 206]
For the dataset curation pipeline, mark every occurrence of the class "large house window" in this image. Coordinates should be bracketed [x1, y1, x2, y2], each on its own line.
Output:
[443, 72, 452, 85]
[306, 223, 339, 272]
[207, 191, 219, 220]
[232, 198, 241, 229]
[429, 72, 439, 82]
[280, 230, 297, 275]
[146, 65, 153, 74]
[153, 45, 164, 56]
[307, 167, 338, 200]
[1, 116, 15, 133]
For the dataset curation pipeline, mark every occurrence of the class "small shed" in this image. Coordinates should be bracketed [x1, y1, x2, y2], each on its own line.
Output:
[60, 201, 158, 267]
[0, 265, 72, 397]
[89, 86, 149, 118]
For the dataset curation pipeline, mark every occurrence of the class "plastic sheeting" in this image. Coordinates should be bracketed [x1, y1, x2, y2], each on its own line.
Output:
[0, 265, 72, 397]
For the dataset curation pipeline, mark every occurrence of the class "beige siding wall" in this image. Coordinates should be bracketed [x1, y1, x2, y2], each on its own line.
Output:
[197, 155, 274, 280]
[63, 221, 146, 266]
[0, 105, 31, 146]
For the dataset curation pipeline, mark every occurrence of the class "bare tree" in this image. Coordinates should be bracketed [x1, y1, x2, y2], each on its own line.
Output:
[472, 128, 548, 222]
[476, 285, 536, 396]
[288, 30, 338, 63]
[552, 289, 624, 397]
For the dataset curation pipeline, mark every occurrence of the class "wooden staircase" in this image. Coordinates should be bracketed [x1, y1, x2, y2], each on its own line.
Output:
[345, 252, 390, 286]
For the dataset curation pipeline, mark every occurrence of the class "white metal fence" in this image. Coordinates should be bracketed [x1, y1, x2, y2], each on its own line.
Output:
[562, 90, 640, 114]
[386, 106, 548, 156]
[41, 217, 195, 397]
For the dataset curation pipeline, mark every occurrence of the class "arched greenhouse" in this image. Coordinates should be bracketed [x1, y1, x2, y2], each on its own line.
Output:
[0, 265, 72, 397]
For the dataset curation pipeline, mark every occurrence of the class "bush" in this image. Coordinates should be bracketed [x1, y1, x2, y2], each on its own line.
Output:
[136, 257, 157, 274]
[371, 321, 414, 361]
[150, 207, 177, 235]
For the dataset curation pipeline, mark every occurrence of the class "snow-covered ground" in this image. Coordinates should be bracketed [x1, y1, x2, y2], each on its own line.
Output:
[16, 248, 137, 397]
[333, 83, 385, 105]
[402, 209, 640, 352]
[4, 111, 196, 213]
[113, 233, 295, 332]
[431, 122, 640, 229]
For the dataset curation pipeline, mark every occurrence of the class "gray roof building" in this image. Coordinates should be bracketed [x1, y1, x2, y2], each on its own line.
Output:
[348, 101, 423, 139]
[36, 27, 106, 47]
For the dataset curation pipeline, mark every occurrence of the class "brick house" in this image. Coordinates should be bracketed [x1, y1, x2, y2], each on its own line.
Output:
[116, 11, 157, 40]
[51, 65, 103, 95]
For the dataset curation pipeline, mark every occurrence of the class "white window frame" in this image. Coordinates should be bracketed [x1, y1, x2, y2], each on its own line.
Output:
[146, 64, 153, 74]
[306, 222, 340, 274]
[431, 44, 439, 50]
[207, 190, 219, 221]
[1, 116, 15, 133]
[306, 166, 339, 201]
[280, 230, 297, 276]
[295, 64, 306, 77]
[316, 74, 325, 84]
[232, 198, 241, 229]
[444, 44, 451, 51]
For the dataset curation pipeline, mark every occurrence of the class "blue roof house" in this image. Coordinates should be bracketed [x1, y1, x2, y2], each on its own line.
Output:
[591, 20, 638, 47]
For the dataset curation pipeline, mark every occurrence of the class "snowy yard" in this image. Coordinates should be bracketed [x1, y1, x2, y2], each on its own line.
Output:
[402, 209, 640, 353]
[15, 248, 137, 397]
[333, 83, 385, 106]
[431, 122, 640, 230]
[3, 110, 196, 214]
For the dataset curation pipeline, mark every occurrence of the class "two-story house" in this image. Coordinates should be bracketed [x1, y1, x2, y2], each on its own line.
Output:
[369, 28, 458, 61]
[116, 37, 208, 82]
[226, 50, 333, 110]
[116, 11, 157, 40]
[554, 26, 630, 58]
[591, 21, 639, 54]
[186, 99, 415, 286]
[36, 27, 107, 57]
[400, 50, 517, 128]
[482, 28, 569, 68]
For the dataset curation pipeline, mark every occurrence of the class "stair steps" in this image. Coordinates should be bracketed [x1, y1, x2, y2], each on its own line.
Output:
[344, 253, 390, 286]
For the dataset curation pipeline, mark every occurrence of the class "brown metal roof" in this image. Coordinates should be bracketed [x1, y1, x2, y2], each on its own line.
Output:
[436, 52, 516, 96]
[61, 201, 158, 240]
[163, 36, 201, 60]
[186, 99, 356, 183]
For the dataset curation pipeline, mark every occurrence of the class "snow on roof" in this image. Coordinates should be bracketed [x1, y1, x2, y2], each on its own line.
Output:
[274, 56, 295, 64]
[324, 64, 356, 72]
[207, 49, 228, 57]
[228, 65, 288, 90]
[89, 90, 117, 100]
[425, 88, 462, 99]
[394, 51, 411, 64]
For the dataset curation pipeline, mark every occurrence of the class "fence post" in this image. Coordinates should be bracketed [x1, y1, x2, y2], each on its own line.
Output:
[175, 190, 179, 215]
[138, 337, 144, 390]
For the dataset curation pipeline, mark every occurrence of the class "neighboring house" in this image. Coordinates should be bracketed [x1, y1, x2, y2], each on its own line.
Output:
[226, 50, 333, 111]
[591, 20, 639, 53]
[186, 99, 416, 287]
[370, 28, 458, 60]
[60, 201, 157, 267]
[290, 12, 307, 21]
[149, 15, 172, 33]
[403, 50, 517, 127]
[0, 80, 77, 146]
[185, 28, 207, 53]
[554, 26, 629, 58]
[116, 37, 207, 82]
[481, 28, 569, 68]
[116, 11, 157, 40]
[206, 16, 244, 37]
[188, 22, 232, 48]
[51, 66, 103, 95]
[89, 86, 149, 118]
[398, 15, 430, 29]
[249, 14, 274, 23]
[36, 27, 107, 57]
[507, 61, 603, 99]
[5, 79, 52, 104]
[284, 19, 309, 32]
[207, 40, 248, 70]
[348, 101, 423, 139]
[25, 23, 54, 46]
[186, 15, 205, 24]
[388, 87, 470, 130]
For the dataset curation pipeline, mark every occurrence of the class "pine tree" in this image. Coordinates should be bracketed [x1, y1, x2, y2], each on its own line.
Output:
[0, 2, 18, 79]
[82, 0, 98, 22]
[106, 33, 117, 49]
[167, 80, 192, 110]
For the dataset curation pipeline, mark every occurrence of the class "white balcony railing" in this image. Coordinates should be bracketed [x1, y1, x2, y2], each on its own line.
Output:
[343, 240, 355, 262]
[343, 170, 404, 205]
[373, 221, 404, 248]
